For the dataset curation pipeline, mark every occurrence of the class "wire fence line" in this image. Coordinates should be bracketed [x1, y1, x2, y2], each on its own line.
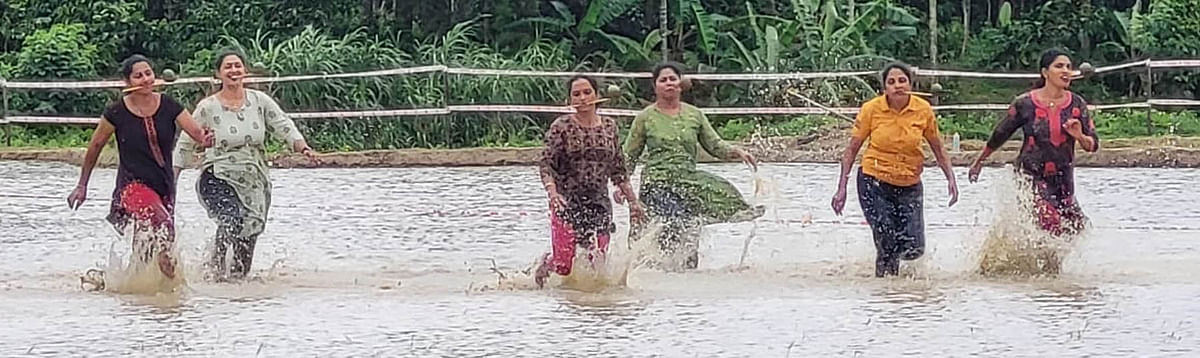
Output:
[1, 59, 1198, 126]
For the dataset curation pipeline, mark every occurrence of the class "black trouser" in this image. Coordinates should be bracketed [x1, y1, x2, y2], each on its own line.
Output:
[198, 169, 257, 279]
[856, 169, 925, 277]
[640, 184, 701, 269]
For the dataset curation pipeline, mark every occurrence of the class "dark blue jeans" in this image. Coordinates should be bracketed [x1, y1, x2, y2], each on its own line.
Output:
[857, 169, 925, 277]
[198, 169, 256, 279]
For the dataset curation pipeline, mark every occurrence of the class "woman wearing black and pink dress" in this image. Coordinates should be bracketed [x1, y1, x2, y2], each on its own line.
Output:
[68, 55, 213, 279]
[969, 49, 1100, 236]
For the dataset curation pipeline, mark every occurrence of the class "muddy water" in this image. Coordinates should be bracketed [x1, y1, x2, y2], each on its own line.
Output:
[1, 160, 1197, 357]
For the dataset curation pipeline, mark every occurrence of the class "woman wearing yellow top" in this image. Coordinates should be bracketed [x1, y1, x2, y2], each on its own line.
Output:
[831, 63, 959, 277]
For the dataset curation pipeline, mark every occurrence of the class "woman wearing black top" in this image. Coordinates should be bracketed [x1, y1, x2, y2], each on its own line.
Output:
[68, 54, 213, 279]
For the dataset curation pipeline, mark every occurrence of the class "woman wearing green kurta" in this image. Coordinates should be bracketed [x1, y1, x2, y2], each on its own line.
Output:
[174, 50, 317, 280]
[623, 63, 761, 269]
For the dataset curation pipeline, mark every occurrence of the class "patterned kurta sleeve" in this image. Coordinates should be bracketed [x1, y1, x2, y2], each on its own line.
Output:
[695, 108, 733, 159]
[539, 117, 567, 190]
[1077, 96, 1100, 152]
[622, 111, 649, 172]
[173, 100, 208, 168]
[986, 97, 1031, 150]
[258, 91, 305, 146]
[606, 117, 630, 186]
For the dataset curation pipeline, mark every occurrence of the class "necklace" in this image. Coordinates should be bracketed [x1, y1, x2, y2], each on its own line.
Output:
[1040, 90, 1064, 108]
[219, 89, 246, 111]
[126, 94, 159, 118]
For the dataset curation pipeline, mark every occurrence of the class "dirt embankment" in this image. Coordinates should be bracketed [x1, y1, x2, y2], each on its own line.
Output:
[748, 133, 1200, 168]
[4, 134, 1200, 168]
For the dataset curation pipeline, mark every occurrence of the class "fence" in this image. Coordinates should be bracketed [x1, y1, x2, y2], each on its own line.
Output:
[3, 59, 1200, 145]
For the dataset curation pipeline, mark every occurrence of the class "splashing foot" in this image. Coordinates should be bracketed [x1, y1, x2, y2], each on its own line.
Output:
[157, 252, 176, 280]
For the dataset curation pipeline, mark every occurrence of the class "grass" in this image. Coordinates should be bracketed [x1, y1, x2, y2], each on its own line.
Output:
[1, 125, 95, 148]
[4, 109, 1197, 151]
[936, 109, 1200, 140]
[715, 116, 842, 141]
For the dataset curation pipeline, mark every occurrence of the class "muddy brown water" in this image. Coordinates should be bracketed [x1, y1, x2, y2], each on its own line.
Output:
[1, 160, 1198, 357]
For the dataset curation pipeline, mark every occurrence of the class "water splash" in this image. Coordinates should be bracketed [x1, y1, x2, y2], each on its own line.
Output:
[82, 224, 185, 296]
[557, 243, 634, 292]
[977, 166, 1086, 277]
[746, 122, 792, 162]
[477, 227, 643, 293]
[737, 166, 781, 268]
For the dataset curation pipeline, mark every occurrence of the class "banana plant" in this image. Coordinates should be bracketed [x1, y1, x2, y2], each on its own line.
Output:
[501, 0, 650, 67]
[688, 0, 720, 55]
[1098, 0, 1140, 59]
[998, 1, 1013, 27]
[718, 0, 914, 106]
[721, 2, 795, 72]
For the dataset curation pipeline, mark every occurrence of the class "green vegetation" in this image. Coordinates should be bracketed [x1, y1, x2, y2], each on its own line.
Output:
[937, 109, 1200, 140]
[2, 0, 1198, 151]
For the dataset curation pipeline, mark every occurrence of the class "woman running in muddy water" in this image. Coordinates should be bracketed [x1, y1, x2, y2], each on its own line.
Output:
[968, 49, 1099, 237]
[174, 50, 317, 281]
[831, 62, 958, 277]
[533, 75, 645, 288]
[68, 54, 214, 280]
[623, 62, 762, 270]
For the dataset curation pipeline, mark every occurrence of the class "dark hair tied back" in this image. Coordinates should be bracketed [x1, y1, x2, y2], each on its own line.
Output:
[879, 62, 914, 88]
[120, 54, 153, 79]
[652, 62, 686, 81]
[566, 75, 598, 93]
[212, 49, 248, 91]
[1034, 48, 1070, 89]
[214, 49, 247, 72]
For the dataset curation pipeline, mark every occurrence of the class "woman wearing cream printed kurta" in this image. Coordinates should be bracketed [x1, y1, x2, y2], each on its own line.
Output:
[175, 51, 316, 280]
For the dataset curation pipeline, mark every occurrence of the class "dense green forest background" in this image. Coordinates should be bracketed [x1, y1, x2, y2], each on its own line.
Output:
[2, 0, 1198, 150]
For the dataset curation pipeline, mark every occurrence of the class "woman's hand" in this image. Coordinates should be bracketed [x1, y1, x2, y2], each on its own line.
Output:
[67, 184, 87, 210]
[628, 201, 646, 223]
[968, 161, 983, 183]
[947, 177, 959, 207]
[548, 190, 567, 214]
[1064, 118, 1085, 139]
[199, 127, 215, 148]
[831, 185, 848, 215]
[736, 148, 757, 171]
[293, 140, 319, 164]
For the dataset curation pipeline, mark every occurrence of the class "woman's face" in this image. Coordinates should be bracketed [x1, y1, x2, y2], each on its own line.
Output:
[884, 68, 911, 98]
[1041, 55, 1074, 90]
[124, 61, 156, 94]
[569, 78, 598, 112]
[654, 68, 682, 100]
[218, 55, 246, 87]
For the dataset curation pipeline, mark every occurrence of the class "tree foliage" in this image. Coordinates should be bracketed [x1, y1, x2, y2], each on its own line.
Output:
[1, 0, 1197, 149]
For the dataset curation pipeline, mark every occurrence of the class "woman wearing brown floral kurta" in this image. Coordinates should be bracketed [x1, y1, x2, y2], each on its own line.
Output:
[533, 76, 644, 288]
